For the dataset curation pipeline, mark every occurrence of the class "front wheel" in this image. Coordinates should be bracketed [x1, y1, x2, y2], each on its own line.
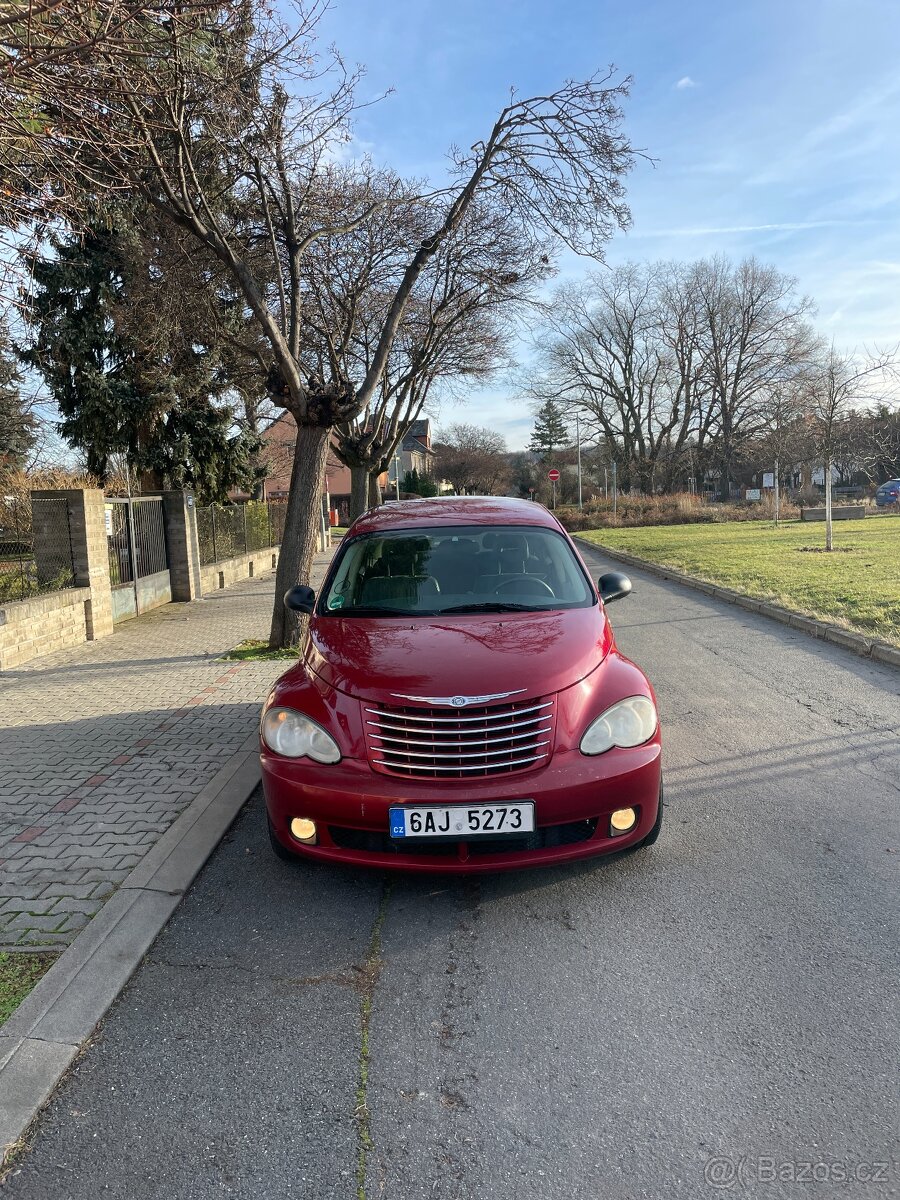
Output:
[632, 779, 664, 850]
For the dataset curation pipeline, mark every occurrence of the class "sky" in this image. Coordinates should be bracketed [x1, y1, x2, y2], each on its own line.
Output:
[315, 0, 900, 449]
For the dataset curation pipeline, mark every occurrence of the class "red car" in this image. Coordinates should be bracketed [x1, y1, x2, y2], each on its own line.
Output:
[261, 497, 662, 872]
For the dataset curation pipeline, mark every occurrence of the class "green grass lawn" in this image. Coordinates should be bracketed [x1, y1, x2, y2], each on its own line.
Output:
[0, 952, 57, 1026]
[577, 516, 900, 646]
[221, 638, 300, 662]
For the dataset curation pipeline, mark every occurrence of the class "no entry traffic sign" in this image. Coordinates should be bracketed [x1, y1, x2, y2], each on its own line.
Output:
[547, 468, 560, 482]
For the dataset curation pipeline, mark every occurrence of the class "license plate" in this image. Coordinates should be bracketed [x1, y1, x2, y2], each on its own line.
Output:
[388, 802, 535, 839]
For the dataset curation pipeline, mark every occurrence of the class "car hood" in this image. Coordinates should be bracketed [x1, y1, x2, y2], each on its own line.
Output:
[304, 606, 612, 703]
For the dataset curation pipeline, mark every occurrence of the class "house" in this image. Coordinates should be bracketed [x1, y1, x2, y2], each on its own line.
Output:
[397, 418, 436, 478]
[240, 414, 437, 521]
[248, 412, 389, 524]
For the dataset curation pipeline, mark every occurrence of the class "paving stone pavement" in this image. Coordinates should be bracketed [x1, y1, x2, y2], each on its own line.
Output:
[0, 552, 334, 949]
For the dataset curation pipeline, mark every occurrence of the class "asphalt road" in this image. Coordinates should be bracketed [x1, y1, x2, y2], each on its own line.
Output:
[4, 545, 899, 1200]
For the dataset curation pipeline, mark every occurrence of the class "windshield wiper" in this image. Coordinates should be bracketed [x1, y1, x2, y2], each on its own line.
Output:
[436, 602, 546, 614]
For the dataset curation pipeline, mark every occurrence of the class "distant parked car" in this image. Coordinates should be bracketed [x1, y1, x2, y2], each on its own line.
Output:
[875, 480, 900, 507]
[261, 496, 662, 872]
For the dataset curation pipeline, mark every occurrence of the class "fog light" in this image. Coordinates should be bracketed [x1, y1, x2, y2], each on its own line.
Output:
[290, 817, 318, 844]
[609, 807, 637, 836]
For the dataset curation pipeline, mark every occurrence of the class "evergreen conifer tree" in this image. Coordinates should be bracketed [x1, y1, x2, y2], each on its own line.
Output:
[0, 321, 34, 476]
[528, 399, 570, 462]
[19, 223, 258, 499]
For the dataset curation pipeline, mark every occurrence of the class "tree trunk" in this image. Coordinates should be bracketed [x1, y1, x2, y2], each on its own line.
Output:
[268, 422, 331, 649]
[349, 466, 368, 522]
[718, 420, 733, 501]
[719, 447, 732, 502]
[368, 471, 382, 507]
[824, 452, 833, 552]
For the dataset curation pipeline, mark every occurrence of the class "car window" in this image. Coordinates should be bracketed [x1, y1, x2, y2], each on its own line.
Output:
[321, 525, 595, 616]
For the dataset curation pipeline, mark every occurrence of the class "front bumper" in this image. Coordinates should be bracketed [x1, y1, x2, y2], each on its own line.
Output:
[261, 740, 662, 873]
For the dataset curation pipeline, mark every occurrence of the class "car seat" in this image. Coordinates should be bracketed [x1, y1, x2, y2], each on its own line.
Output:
[358, 575, 440, 606]
[427, 538, 480, 593]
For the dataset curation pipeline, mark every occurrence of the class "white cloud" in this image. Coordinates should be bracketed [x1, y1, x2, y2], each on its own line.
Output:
[746, 73, 900, 186]
[319, 132, 377, 167]
[675, 76, 697, 90]
[627, 219, 876, 238]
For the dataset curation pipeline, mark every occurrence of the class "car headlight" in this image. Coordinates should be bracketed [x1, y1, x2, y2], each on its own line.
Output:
[579, 696, 657, 756]
[262, 707, 341, 763]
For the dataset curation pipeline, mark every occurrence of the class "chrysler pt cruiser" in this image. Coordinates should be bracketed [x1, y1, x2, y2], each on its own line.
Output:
[261, 497, 662, 871]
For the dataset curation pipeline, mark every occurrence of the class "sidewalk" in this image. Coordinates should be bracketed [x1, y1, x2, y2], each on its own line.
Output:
[0, 552, 333, 950]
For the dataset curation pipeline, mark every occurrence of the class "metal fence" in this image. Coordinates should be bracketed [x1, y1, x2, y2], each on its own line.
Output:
[0, 496, 76, 602]
[196, 501, 287, 566]
[106, 497, 169, 586]
[106, 501, 133, 586]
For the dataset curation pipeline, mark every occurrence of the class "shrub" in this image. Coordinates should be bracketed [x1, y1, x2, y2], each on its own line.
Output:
[556, 492, 801, 531]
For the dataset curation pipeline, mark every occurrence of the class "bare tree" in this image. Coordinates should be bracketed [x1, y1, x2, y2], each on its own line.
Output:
[5, 0, 637, 643]
[691, 257, 815, 500]
[749, 375, 816, 523]
[806, 344, 898, 549]
[325, 197, 550, 519]
[0, 0, 219, 280]
[844, 405, 900, 485]
[434, 424, 509, 494]
[530, 263, 701, 492]
[527, 256, 819, 501]
[653, 261, 717, 491]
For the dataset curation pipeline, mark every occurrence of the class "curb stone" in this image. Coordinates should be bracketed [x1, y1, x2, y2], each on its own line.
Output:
[871, 643, 900, 668]
[0, 742, 261, 1165]
[574, 536, 897, 669]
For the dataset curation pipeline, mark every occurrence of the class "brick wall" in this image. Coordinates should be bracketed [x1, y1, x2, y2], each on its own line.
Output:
[200, 548, 280, 596]
[32, 489, 114, 640]
[0, 587, 92, 670]
[163, 491, 203, 601]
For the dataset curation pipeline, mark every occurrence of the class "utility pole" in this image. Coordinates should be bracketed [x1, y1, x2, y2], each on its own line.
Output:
[774, 458, 780, 527]
[612, 460, 618, 519]
[576, 415, 583, 510]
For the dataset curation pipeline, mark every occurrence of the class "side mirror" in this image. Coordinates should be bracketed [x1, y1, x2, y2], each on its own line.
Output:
[598, 571, 632, 604]
[284, 585, 316, 614]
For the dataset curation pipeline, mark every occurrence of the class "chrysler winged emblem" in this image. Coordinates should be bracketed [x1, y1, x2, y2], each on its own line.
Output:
[390, 689, 526, 707]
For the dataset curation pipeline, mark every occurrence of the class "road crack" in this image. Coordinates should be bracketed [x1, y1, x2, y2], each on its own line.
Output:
[354, 874, 393, 1200]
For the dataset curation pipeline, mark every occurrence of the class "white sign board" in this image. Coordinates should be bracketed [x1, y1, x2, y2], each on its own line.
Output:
[762, 472, 775, 488]
[745, 488, 762, 501]
[104, 505, 114, 535]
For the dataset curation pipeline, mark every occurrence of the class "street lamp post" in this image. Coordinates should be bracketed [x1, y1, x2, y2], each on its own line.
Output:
[394, 454, 401, 500]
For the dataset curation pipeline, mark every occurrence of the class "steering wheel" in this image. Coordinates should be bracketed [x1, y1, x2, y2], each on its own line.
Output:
[493, 576, 555, 597]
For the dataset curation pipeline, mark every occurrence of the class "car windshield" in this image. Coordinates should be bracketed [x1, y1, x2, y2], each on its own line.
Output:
[320, 524, 595, 616]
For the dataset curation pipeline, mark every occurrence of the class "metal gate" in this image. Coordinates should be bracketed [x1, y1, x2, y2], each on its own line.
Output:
[105, 497, 171, 622]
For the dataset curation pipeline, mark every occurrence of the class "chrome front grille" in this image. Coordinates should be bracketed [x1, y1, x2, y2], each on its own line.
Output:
[365, 697, 554, 778]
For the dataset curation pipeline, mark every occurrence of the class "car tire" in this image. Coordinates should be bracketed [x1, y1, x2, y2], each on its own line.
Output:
[267, 816, 298, 863]
[632, 778, 664, 851]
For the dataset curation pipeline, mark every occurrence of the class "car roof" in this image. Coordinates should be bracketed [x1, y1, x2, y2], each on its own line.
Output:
[348, 496, 563, 537]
